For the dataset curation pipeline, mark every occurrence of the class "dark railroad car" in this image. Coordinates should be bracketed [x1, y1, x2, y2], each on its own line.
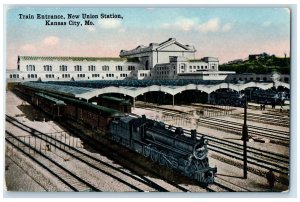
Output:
[32, 93, 65, 118]
[50, 94, 125, 134]
[96, 95, 132, 113]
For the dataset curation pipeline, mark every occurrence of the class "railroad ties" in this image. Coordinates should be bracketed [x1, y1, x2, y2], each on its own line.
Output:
[5, 131, 100, 192]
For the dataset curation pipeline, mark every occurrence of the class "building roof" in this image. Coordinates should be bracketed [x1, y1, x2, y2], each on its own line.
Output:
[19, 79, 288, 101]
[21, 81, 92, 97]
[119, 38, 196, 57]
[18, 56, 139, 62]
[47, 79, 225, 88]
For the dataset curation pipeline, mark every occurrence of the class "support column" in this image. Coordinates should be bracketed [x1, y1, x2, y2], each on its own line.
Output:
[207, 93, 211, 104]
[172, 95, 174, 107]
[133, 97, 136, 109]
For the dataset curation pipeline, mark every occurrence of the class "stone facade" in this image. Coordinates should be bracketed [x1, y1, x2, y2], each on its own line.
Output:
[119, 38, 196, 69]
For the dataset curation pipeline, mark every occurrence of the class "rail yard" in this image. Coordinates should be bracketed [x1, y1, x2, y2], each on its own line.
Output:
[5, 83, 290, 193]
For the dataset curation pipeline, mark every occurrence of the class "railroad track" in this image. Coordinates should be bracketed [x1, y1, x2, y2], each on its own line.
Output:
[130, 113, 289, 186]
[204, 116, 289, 137]
[7, 114, 247, 192]
[6, 115, 172, 192]
[230, 113, 289, 127]
[263, 111, 289, 117]
[5, 131, 101, 192]
[197, 118, 289, 145]
[131, 107, 289, 176]
[137, 105, 289, 143]
[207, 177, 250, 192]
[165, 124, 289, 180]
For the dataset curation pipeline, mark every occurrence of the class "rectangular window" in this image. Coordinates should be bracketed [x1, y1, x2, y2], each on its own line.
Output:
[89, 65, 96, 71]
[128, 66, 135, 71]
[116, 66, 123, 71]
[74, 65, 82, 71]
[44, 65, 52, 71]
[102, 65, 109, 71]
[60, 65, 68, 71]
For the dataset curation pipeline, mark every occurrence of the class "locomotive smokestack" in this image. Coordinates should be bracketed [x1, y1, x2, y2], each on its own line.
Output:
[191, 129, 197, 140]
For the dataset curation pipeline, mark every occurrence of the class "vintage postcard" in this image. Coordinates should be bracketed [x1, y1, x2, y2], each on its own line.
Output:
[4, 5, 291, 194]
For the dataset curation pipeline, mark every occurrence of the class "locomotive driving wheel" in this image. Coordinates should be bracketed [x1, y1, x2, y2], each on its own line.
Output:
[150, 147, 159, 162]
[166, 154, 178, 169]
[159, 152, 167, 166]
[143, 146, 151, 157]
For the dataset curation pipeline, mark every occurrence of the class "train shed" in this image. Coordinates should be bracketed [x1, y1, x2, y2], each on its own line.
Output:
[20, 80, 290, 107]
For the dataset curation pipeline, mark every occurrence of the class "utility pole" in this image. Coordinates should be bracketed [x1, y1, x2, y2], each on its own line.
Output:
[242, 96, 249, 179]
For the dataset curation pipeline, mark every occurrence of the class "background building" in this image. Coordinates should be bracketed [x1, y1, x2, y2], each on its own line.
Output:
[7, 38, 235, 82]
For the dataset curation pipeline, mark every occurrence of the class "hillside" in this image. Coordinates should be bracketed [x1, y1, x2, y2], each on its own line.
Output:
[220, 55, 290, 74]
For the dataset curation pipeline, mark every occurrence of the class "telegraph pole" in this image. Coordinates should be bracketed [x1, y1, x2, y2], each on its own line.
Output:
[242, 96, 249, 179]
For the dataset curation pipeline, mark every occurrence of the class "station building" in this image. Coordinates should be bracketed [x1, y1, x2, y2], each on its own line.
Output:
[6, 38, 235, 82]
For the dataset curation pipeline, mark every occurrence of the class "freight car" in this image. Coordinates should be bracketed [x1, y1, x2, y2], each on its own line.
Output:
[109, 115, 216, 185]
[15, 82, 217, 186]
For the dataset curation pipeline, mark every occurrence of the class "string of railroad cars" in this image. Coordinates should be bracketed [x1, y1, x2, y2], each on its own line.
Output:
[13, 82, 217, 186]
[210, 88, 288, 107]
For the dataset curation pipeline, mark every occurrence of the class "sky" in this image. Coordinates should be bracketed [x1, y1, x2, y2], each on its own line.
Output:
[5, 6, 290, 69]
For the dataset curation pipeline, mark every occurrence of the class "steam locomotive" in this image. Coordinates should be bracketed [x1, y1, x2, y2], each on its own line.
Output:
[14, 82, 217, 186]
[109, 115, 216, 185]
[210, 90, 244, 107]
[245, 88, 287, 105]
[210, 88, 288, 107]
